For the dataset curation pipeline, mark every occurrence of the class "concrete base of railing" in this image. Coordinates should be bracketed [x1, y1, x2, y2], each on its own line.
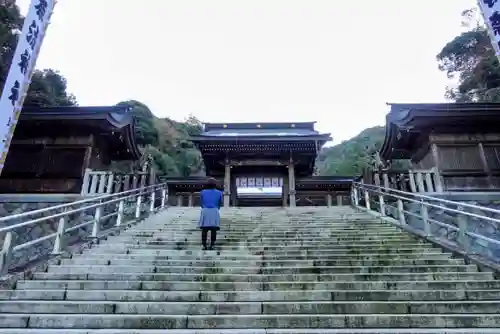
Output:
[0, 209, 162, 290]
[354, 204, 500, 275]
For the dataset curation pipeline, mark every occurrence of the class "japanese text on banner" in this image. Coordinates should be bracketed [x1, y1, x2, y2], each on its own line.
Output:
[478, 0, 500, 57]
[0, 0, 55, 172]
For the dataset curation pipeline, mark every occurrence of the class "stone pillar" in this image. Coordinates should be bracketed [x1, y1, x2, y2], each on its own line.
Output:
[282, 176, 289, 207]
[223, 163, 231, 207]
[288, 163, 296, 207]
[188, 193, 193, 207]
[177, 195, 183, 207]
[326, 193, 332, 207]
[337, 195, 343, 206]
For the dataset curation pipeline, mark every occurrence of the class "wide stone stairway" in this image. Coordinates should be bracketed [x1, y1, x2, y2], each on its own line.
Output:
[1, 206, 500, 333]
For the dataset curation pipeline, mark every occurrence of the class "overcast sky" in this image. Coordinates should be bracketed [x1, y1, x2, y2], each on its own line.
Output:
[16, 0, 475, 144]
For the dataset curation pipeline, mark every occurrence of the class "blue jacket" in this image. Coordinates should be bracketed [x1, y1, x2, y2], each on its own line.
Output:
[200, 189, 223, 209]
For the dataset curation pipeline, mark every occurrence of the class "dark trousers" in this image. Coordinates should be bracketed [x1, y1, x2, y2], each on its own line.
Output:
[201, 227, 217, 248]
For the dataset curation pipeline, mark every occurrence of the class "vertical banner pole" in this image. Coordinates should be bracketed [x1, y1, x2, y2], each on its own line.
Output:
[0, 0, 56, 175]
[477, 0, 500, 62]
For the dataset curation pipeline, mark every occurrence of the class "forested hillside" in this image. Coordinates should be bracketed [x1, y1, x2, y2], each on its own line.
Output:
[316, 8, 500, 176]
[316, 126, 385, 176]
[0, 2, 204, 177]
[119, 100, 204, 176]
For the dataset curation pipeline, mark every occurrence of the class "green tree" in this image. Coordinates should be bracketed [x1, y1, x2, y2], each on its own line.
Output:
[316, 127, 386, 176]
[436, 8, 500, 102]
[0, 2, 76, 107]
[118, 100, 158, 146]
[24, 69, 77, 106]
[116, 99, 204, 177]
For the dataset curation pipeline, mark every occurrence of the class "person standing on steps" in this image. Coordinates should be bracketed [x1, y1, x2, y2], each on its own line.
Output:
[199, 177, 223, 250]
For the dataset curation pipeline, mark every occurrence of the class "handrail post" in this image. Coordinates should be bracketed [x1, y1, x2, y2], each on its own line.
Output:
[364, 188, 371, 210]
[397, 199, 406, 225]
[51, 212, 67, 255]
[135, 189, 142, 219]
[353, 186, 359, 206]
[161, 188, 167, 209]
[379, 192, 385, 216]
[0, 232, 13, 276]
[91, 203, 102, 238]
[457, 206, 470, 254]
[115, 199, 124, 227]
[149, 188, 156, 213]
[420, 199, 431, 237]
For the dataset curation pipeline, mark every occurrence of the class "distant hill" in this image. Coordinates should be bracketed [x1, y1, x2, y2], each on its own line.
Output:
[316, 126, 386, 176]
[112, 100, 205, 177]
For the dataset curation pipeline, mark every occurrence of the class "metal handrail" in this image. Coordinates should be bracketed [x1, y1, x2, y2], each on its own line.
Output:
[352, 182, 500, 266]
[353, 181, 500, 216]
[0, 182, 169, 275]
[0, 183, 166, 223]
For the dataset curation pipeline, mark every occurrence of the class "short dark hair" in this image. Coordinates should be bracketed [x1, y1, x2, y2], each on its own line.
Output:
[205, 177, 217, 189]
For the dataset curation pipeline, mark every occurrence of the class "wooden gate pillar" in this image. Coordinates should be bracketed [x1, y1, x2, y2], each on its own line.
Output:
[223, 162, 231, 207]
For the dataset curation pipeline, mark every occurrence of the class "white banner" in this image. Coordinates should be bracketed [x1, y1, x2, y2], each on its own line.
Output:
[478, 0, 500, 58]
[248, 178, 255, 187]
[0, 0, 56, 173]
[263, 177, 271, 187]
[255, 177, 263, 187]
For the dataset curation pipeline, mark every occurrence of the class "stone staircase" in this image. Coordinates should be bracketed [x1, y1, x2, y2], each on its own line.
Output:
[1, 206, 500, 333]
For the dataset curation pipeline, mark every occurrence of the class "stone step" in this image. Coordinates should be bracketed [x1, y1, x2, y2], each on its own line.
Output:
[3, 288, 500, 302]
[119, 233, 416, 243]
[79, 252, 453, 261]
[134, 226, 395, 231]
[60, 257, 465, 267]
[98, 240, 433, 251]
[30, 271, 493, 282]
[2, 313, 500, 329]
[104, 241, 426, 247]
[130, 225, 395, 232]
[93, 246, 438, 254]
[129, 223, 395, 229]
[45, 264, 478, 275]
[1, 300, 500, 314]
[114, 233, 416, 240]
[132, 227, 398, 232]
[123, 231, 411, 237]
[2, 328, 500, 334]
[16, 279, 500, 291]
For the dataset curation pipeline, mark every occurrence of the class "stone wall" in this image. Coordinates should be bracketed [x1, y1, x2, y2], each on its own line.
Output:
[0, 195, 153, 272]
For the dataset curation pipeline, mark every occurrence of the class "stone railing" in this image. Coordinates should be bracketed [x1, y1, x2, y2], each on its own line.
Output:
[373, 167, 443, 193]
[81, 169, 153, 196]
[352, 182, 500, 268]
[0, 183, 168, 275]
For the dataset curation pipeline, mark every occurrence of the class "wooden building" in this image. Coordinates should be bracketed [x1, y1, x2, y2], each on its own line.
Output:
[0, 105, 142, 194]
[379, 103, 500, 192]
[164, 122, 356, 207]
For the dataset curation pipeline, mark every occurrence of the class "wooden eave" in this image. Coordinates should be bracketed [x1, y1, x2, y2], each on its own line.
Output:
[203, 121, 317, 132]
[191, 134, 332, 143]
[380, 103, 500, 161]
[14, 105, 142, 160]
